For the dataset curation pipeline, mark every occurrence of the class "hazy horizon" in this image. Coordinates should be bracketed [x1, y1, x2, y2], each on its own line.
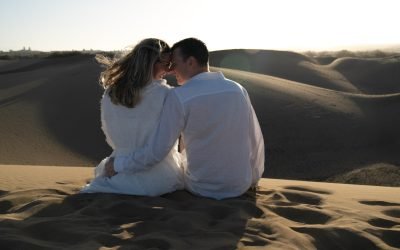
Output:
[2, 43, 400, 54]
[1, 0, 400, 52]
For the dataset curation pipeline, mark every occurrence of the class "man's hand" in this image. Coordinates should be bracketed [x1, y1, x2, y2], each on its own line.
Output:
[105, 157, 117, 177]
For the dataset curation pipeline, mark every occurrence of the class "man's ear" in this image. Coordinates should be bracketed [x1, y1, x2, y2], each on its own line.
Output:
[187, 56, 196, 67]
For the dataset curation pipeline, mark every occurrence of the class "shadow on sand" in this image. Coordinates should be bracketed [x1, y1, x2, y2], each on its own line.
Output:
[0, 188, 260, 249]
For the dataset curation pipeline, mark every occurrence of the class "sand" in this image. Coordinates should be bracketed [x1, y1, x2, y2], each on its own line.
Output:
[1, 50, 400, 249]
[0, 165, 399, 249]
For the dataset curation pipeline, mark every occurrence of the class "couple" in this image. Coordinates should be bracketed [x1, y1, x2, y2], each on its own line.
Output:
[81, 38, 265, 200]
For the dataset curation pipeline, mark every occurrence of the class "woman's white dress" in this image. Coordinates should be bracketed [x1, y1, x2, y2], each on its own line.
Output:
[81, 79, 184, 196]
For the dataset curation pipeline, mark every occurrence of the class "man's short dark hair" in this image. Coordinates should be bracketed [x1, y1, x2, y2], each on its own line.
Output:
[171, 38, 209, 66]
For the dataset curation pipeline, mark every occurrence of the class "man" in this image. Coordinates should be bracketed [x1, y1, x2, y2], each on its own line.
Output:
[105, 38, 264, 199]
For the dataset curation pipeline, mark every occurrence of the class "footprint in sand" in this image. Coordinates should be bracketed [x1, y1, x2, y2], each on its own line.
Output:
[359, 200, 400, 206]
[264, 191, 296, 207]
[367, 217, 400, 228]
[358, 200, 400, 219]
[365, 228, 400, 248]
[292, 227, 378, 249]
[383, 209, 400, 219]
[267, 187, 333, 224]
[271, 206, 332, 224]
[0, 200, 12, 214]
[280, 191, 324, 206]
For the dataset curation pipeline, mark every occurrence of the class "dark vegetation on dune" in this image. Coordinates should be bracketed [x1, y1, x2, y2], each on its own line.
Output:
[1, 49, 399, 186]
[0, 50, 115, 60]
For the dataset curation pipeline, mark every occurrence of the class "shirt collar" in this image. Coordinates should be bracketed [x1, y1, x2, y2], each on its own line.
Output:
[188, 71, 225, 83]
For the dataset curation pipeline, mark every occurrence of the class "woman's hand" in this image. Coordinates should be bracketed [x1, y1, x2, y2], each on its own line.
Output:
[105, 157, 117, 177]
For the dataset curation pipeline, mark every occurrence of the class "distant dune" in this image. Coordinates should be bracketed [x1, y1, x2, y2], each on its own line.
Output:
[210, 49, 360, 93]
[329, 56, 400, 94]
[210, 49, 400, 95]
[0, 55, 111, 166]
[1, 50, 399, 186]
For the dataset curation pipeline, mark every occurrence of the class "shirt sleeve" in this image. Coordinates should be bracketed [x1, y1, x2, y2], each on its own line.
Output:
[114, 90, 185, 173]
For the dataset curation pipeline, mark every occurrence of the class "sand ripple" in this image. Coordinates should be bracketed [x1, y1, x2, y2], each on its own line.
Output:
[1, 177, 399, 249]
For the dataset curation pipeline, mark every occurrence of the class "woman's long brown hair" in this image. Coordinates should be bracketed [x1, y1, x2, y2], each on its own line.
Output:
[96, 38, 170, 108]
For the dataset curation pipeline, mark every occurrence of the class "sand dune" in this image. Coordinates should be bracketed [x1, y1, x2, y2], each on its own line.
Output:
[210, 49, 360, 93]
[329, 56, 400, 94]
[1, 52, 399, 185]
[210, 49, 400, 95]
[1, 50, 400, 249]
[213, 66, 400, 184]
[0, 55, 111, 166]
[0, 165, 399, 249]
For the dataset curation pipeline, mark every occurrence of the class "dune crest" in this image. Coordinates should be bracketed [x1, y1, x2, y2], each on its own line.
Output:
[329, 56, 400, 94]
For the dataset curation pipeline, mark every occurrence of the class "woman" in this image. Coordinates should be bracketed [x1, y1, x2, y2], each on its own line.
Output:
[81, 38, 184, 196]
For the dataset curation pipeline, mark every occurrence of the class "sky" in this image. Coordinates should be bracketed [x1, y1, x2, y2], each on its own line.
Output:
[0, 0, 399, 52]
